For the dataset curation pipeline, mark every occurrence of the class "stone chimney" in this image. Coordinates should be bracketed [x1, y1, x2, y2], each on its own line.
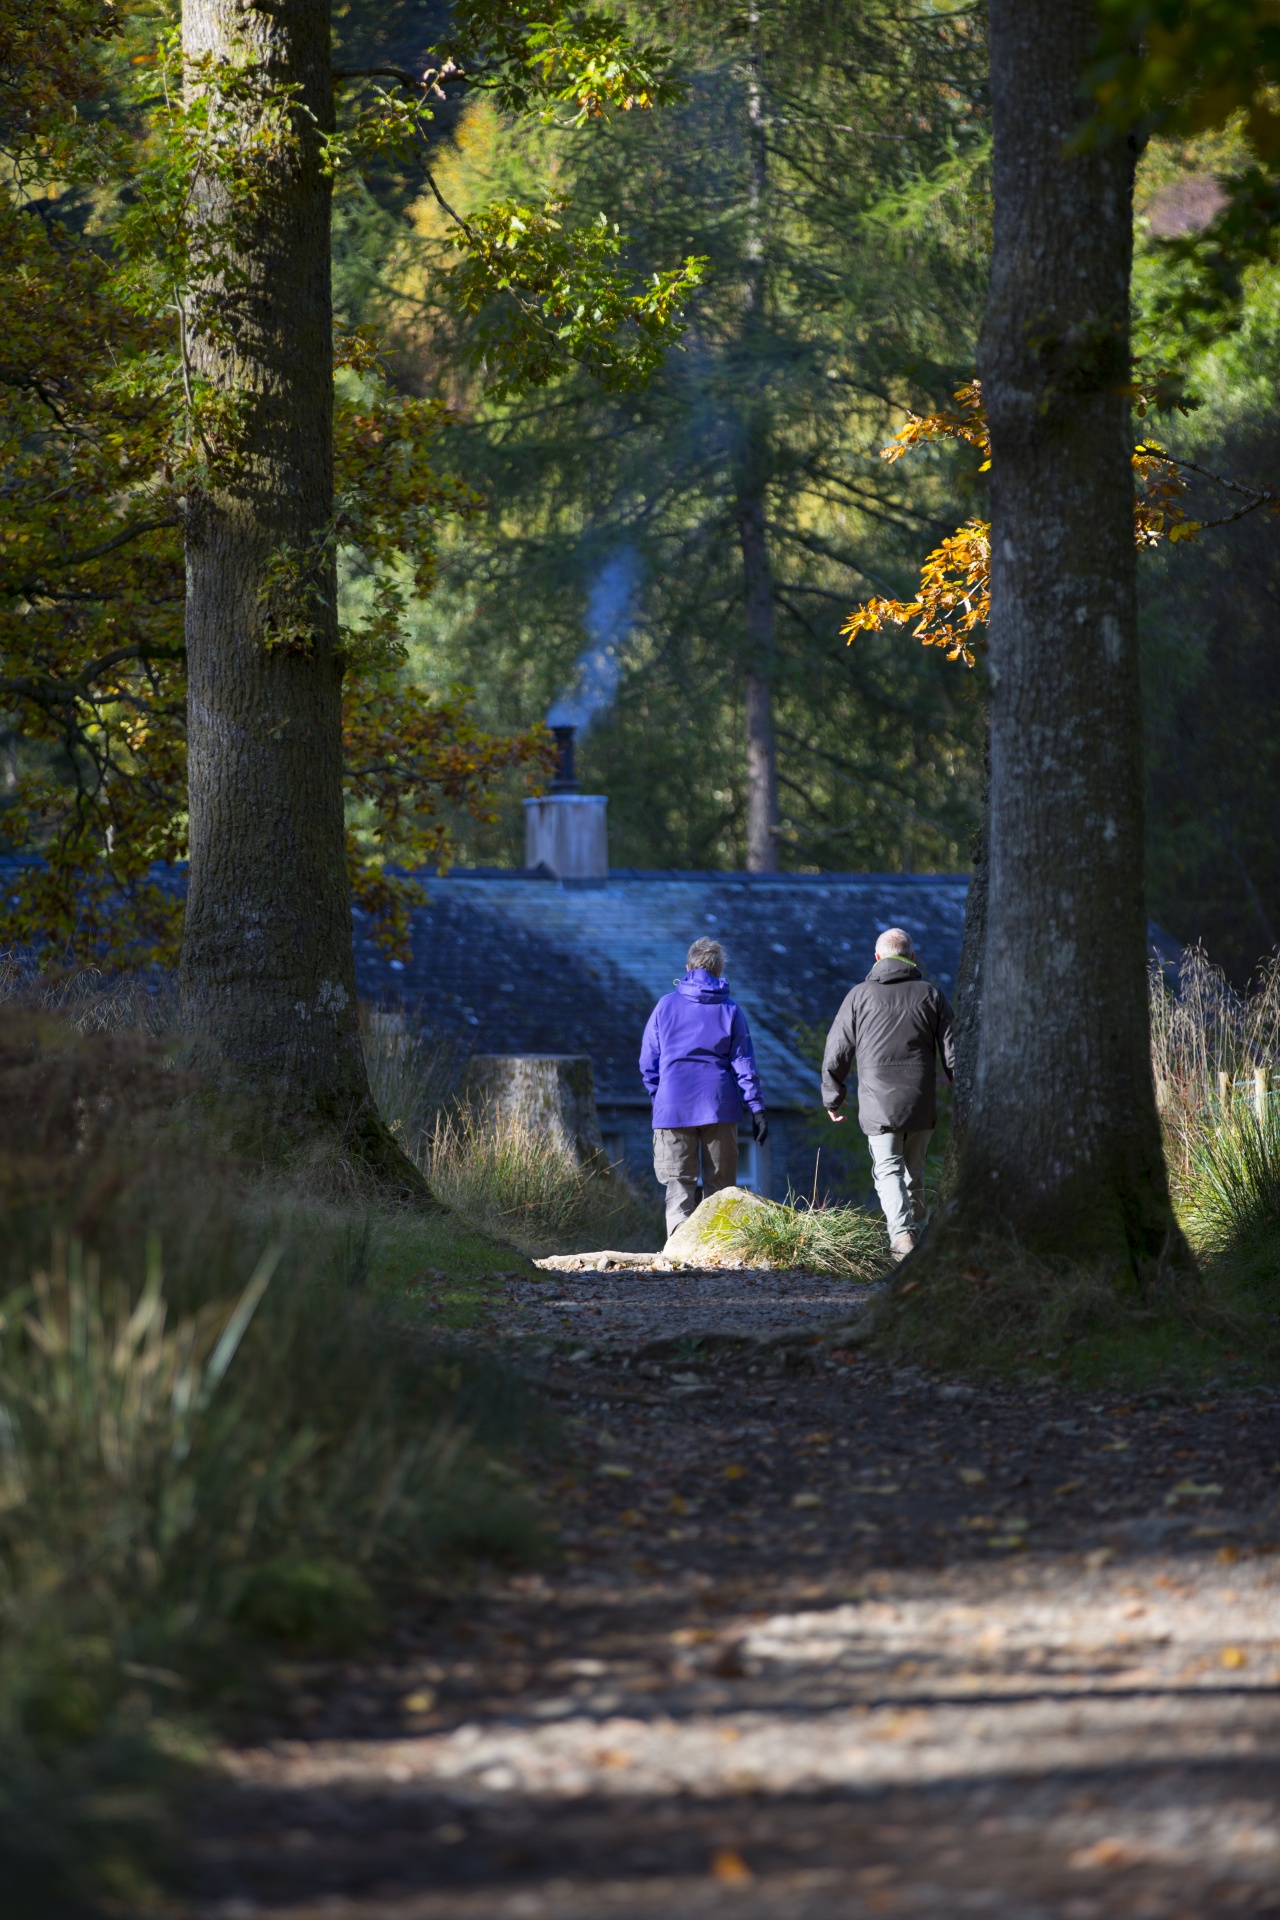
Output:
[523, 723, 608, 882]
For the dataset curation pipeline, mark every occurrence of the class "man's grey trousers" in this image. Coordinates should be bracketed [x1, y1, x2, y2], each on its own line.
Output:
[654, 1122, 738, 1240]
[868, 1129, 931, 1241]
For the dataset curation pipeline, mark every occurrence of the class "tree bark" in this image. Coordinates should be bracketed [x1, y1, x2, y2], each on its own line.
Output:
[738, 2, 780, 875]
[741, 503, 780, 874]
[180, 0, 421, 1188]
[945, 725, 989, 1151]
[950, 0, 1183, 1274]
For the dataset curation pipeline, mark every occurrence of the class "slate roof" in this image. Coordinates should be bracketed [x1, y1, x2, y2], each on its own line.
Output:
[353, 870, 971, 1110]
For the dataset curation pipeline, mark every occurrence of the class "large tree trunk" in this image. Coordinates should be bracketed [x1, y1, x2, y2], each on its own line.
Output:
[180, 0, 421, 1188]
[738, 2, 780, 874]
[950, 0, 1182, 1274]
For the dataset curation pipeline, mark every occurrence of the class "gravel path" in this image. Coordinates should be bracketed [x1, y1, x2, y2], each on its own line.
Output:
[189, 1275, 1280, 1919]
[498, 1269, 875, 1347]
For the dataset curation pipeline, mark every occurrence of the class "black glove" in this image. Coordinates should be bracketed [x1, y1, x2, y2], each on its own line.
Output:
[751, 1111, 769, 1145]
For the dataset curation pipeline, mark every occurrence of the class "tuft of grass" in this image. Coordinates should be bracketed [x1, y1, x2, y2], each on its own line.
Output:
[716, 1193, 889, 1279]
[424, 1105, 662, 1256]
[1181, 1101, 1280, 1256]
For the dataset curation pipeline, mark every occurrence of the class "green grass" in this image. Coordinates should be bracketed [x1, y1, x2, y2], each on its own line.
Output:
[715, 1193, 890, 1280]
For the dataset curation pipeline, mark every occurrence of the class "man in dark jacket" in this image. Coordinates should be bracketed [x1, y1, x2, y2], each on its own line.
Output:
[822, 927, 954, 1258]
[640, 937, 767, 1241]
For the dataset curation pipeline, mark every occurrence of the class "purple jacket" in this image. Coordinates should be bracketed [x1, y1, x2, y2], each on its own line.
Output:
[639, 969, 765, 1128]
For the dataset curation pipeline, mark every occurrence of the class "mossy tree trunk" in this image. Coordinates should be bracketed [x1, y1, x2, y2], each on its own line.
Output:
[179, 0, 425, 1191]
[946, 0, 1183, 1277]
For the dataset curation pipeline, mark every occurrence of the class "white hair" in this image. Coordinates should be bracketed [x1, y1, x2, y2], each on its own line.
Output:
[687, 936, 726, 975]
[875, 926, 915, 959]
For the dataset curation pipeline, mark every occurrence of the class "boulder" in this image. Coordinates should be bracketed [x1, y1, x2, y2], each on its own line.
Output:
[663, 1186, 773, 1263]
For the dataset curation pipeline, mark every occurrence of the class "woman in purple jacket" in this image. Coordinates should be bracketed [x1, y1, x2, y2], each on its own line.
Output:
[639, 938, 768, 1241]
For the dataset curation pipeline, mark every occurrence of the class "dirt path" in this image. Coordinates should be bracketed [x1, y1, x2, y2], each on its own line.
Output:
[191, 1273, 1280, 1918]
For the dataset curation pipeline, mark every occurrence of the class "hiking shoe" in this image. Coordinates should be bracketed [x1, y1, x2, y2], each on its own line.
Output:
[890, 1234, 915, 1262]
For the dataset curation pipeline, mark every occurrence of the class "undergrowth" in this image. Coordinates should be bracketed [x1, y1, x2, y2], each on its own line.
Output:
[0, 990, 548, 1913]
[867, 1231, 1268, 1390]
[869, 950, 1280, 1387]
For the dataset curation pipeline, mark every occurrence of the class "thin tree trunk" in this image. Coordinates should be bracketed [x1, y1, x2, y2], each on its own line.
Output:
[180, 0, 424, 1190]
[741, 498, 780, 873]
[738, 2, 780, 874]
[950, 0, 1183, 1274]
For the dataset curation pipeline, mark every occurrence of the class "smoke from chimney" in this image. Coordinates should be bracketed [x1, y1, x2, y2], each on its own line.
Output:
[545, 548, 639, 735]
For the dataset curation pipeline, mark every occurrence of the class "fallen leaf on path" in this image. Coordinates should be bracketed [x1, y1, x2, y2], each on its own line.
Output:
[401, 1690, 436, 1713]
[791, 1491, 824, 1508]
[1069, 1837, 1144, 1870]
[711, 1848, 754, 1884]
[723, 1464, 746, 1480]
[598, 1463, 634, 1479]
[958, 1467, 987, 1486]
[1221, 1646, 1247, 1668]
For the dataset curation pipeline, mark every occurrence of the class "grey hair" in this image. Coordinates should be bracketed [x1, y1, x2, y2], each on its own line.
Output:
[687, 936, 726, 976]
[875, 926, 915, 959]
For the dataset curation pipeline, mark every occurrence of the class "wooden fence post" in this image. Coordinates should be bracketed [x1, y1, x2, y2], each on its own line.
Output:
[1256, 1065, 1271, 1124]
[1219, 1069, 1231, 1108]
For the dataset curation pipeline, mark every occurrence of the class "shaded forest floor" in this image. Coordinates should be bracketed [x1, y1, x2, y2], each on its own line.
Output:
[188, 1275, 1280, 1919]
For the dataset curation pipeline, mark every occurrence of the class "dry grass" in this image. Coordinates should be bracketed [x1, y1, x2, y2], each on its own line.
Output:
[424, 1105, 661, 1255]
[357, 1013, 662, 1254]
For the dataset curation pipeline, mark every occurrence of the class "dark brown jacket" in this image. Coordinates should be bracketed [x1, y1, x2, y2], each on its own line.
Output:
[821, 957, 955, 1134]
